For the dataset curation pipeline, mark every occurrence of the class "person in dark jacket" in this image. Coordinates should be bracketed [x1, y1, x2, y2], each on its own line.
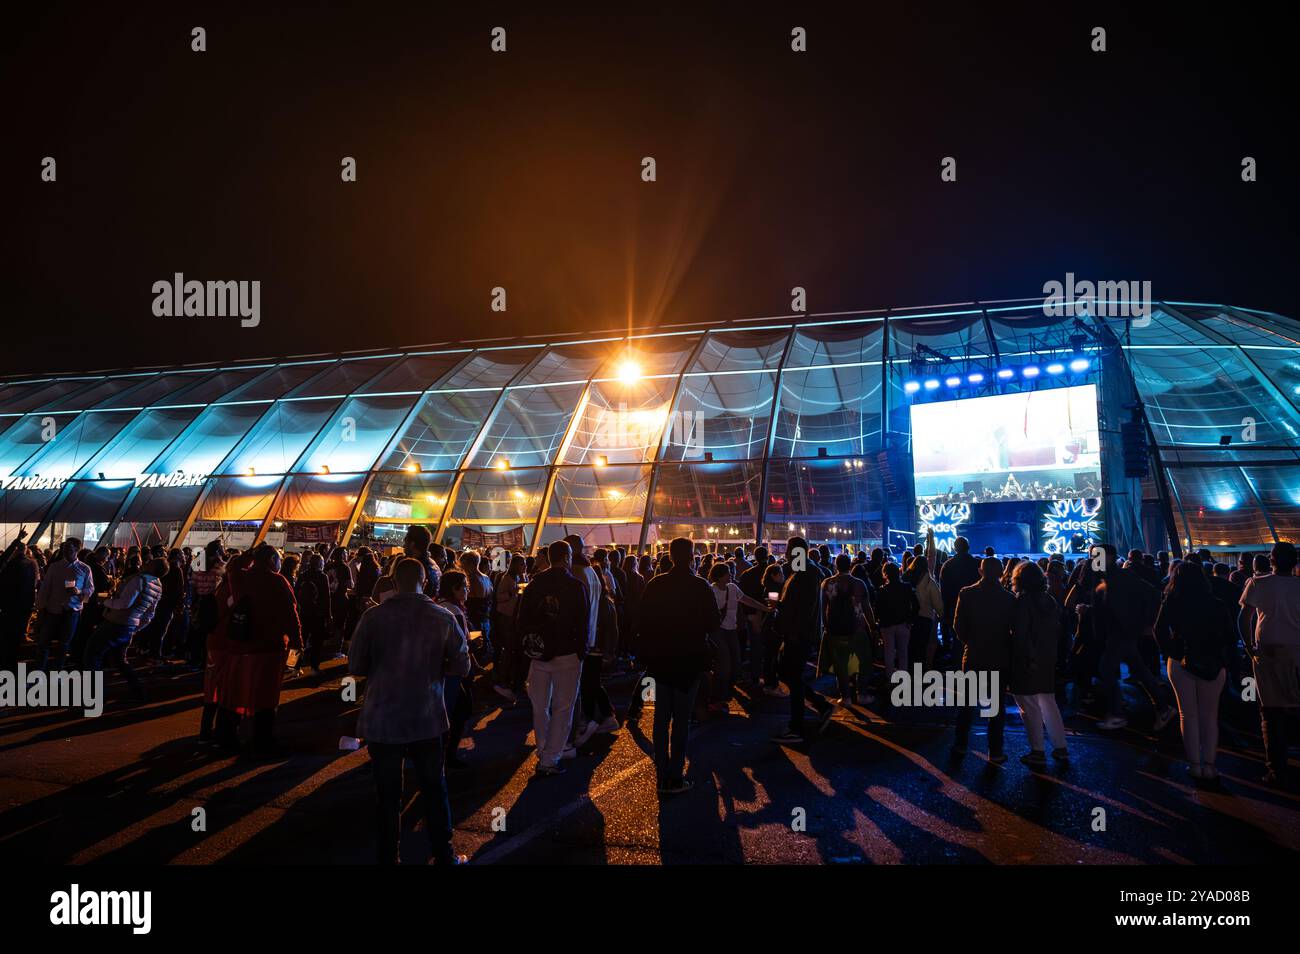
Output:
[635, 536, 720, 794]
[0, 526, 39, 672]
[1090, 544, 1176, 731]
[1156, 561, 1235, 781]
[297, 553, 332, 672]
[517, 540, 588, 777]
[770, 536, 833, 745]
[353, 547, 381, 605]
[951, 557, 1015, 763]
[875, 562, 919, 692]
[1008, 561, 1068, 767]
[938, 536, 981, 664]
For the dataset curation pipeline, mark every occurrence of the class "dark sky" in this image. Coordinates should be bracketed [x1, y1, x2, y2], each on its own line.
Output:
[4, 3, 1296, 376]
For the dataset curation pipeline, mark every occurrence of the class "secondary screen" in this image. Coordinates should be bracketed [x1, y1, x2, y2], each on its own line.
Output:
[910, 384, 1101, 504]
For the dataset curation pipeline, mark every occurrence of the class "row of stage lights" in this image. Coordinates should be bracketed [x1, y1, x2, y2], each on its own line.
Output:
[903, 356, 1091, 395]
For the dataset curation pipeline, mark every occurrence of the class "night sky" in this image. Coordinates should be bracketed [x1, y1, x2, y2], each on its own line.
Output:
[4, 3, 1296, 376]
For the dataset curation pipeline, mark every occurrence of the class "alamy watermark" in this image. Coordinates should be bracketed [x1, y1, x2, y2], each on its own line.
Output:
[0, 665, 104, 717]
[152, 273, 260, 327]
[890, 663, 1001, 717]
[1043, 273, 1151, 324]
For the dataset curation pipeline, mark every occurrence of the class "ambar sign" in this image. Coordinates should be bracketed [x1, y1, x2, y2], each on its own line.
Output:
[133, 472, 208, 488]
[0, 472, 208, 491]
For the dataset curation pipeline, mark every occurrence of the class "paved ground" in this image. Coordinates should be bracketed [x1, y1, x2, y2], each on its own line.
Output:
[1, 659, 1297, 865]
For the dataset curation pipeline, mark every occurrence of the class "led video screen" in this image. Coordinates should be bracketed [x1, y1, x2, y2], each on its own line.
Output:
[911, 384, 1101, 504]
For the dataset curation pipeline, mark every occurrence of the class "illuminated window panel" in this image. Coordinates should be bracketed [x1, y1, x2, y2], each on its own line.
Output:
[0, 379, 79, 414]
[547, 464, 650, 526]
[650, 462, 761, 533]
[517, 343, 608, 386]
[379, 389, 502, 472]
[219, 399, 342, 477]
[8, 409, 139, 481]
[667, 371, 774, 462]
[92, 371, 220, 410]
[73, 406, 203, 481]
[783, 323, 883, 371]
[159, 367, 268, 406]
[0, 413, 81, 479]
[217, 362, 329, 403]
[293, 394, 416, 475]
[688, 330, 789, 374]
[774, 365, 883, 458]
[471, 383, 585, 469]
[363, 471, 457, 526]
[763, 458, 880, 544]
[284, 356, 398, 398]
[604, 333, 701, 380]
[1240, 466, 1300, 539]
[1166, 466, 1274, 547]
[448, 467, 548, 528]
[356, 353, 468, 394]
[42, 375, 150, 411]
[1124, 315, 1300, 448]
[564, 377, 676, 465]
[439, 348, 541, 390]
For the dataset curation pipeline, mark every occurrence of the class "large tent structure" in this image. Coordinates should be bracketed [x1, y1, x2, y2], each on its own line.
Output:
[3, 299, 1298, 557]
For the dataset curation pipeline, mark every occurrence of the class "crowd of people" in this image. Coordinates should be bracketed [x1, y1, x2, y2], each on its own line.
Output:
[922, 474, 1103, 505]
[0, 522, 1297, 865]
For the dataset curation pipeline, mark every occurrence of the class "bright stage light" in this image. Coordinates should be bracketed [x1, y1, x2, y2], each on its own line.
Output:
[1070, 357, 1090, 372]
[903, 380, 921, 393]
[944, 376, 962, 387]
[996, 368, 1015, 380]
[1214, 494, 1237, 510]
[967, 372, 985, 384]
[1022, 366, 1040, 378]
[1046, 362, 1065, 375]
[923, 379, 940, 391]
[617, 359, 642, 385]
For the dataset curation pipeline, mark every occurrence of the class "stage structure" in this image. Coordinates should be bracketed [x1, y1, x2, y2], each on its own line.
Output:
[2, 300, 1298, 557]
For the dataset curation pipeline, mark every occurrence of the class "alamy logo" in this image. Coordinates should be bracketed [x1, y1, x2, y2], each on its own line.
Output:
[152, 273, 260, 327]
[890, 664, 1001, 717]
[50, 884, 151, 934]
[1042, 273, 1151, 321]
[1, 666, 104, 717]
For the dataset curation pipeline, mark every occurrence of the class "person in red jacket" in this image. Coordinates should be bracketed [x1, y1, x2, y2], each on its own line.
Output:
[207, 543, 302, 758]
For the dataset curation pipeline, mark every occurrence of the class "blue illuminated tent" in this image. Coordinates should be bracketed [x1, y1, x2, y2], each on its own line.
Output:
[2, 299, 1297, 556]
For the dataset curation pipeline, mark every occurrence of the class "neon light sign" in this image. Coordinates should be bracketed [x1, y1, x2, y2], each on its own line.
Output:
[1041, 498, 1103, 554]
[917, 502, 971, 551]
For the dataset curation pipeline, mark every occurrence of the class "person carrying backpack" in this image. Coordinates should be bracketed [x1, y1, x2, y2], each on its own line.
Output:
[820, 553, 877, 705]
[516, 539, 589, 777]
